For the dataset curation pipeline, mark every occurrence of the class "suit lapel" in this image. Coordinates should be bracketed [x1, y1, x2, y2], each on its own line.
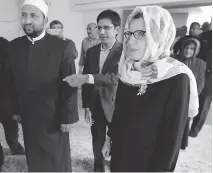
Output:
[101, 41, 120, 73]
[93, 44, 101, 73]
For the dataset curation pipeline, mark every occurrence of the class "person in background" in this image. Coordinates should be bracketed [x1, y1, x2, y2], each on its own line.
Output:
[49, 20, 65, 39]
[64, 10, 122, 172]
[190, 25, 212, 137]
[170, 26, 187, 54]
[199, 24, 212, 62]
[7, 0, 78, 171]
[175, 38, 206, 149]
[176, 38, 206, 98]
[173, 22, 201, 55]
[101, 6, 199, 172]
[201, 22, 211, 33]
[78, 23, 100, 73]
[176, 26, 188, 38]
[0, 37, 25, 163]
[49, 20, 78, 59]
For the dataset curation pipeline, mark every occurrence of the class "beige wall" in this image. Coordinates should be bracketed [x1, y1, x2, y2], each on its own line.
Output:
[44, 0, 85, 71]
[46, 0, 84, 55]
[0, 0, 22, 41]
[170, 12, 188, 28]
[71, 0, 211, 11]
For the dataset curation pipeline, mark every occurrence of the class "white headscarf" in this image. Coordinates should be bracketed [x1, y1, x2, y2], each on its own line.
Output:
[22, 0, 48, 17]
[119, 6, 199, 117]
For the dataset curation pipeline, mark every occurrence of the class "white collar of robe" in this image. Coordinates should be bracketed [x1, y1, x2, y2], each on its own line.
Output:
[27, 30, 46, 44]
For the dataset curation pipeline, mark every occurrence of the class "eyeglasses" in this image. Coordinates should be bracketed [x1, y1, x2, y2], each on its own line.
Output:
[124, 30, 146, 40]
[97, 25, 114, 31]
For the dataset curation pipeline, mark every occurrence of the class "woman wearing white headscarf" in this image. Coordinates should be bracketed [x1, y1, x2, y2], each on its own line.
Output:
[102, 6, 199, 172]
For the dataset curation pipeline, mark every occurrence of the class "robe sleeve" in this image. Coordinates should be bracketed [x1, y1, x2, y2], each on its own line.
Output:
[82, 48, 93, 108]
[151, 74, 190, 171]
[106, 81, 122, 138]
[79, 40, 85, 67]
[60, 42, 79, 124]
[2, 39, 20, 115]
[68, 39, 78, 60]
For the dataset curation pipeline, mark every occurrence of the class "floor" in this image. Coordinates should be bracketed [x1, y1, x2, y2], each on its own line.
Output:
[0, 97, 212, 172]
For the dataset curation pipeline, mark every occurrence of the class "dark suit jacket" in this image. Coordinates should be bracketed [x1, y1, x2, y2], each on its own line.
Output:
[82, 40, 123, 122]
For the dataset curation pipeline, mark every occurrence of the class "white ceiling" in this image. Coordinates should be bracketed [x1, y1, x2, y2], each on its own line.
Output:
[71, 0, 212, 11]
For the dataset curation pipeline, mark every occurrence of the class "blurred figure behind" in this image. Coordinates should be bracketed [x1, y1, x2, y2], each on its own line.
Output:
[79, 23, 100, 73]
[199, 25, 212, 62]
[49, 20, 78, 59]
[173, 22, 201, 55]
[170, 26, 187, 54]
[175, 38, 206, 149]
[190, 25, 212, 137]
[201, 22, 211, 32]
[49, 20, 65, 39]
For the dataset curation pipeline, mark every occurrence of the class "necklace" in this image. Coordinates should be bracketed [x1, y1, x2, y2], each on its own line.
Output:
[137, 84, 148, 96]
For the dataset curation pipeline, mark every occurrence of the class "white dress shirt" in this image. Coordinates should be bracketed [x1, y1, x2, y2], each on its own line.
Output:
[87, 43, 114, 84]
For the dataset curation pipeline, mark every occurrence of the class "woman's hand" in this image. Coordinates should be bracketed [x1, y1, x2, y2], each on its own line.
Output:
[12, 114, 21, 123]
[132, 61, 158, 80]
[133, 62, 152, 79]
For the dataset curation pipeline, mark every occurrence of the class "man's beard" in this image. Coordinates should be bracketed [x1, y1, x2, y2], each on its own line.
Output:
[23, 26, 44, 38]
[24, 30, 38, 38]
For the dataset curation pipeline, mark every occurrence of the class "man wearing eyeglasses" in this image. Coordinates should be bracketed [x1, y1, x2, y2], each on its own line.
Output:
[64, 9, 123, 172]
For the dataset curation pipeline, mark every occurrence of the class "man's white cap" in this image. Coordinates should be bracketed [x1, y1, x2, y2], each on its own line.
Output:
[22, 0, 48, 17]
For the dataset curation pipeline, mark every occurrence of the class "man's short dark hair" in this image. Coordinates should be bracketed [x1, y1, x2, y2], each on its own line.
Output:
[50, 20, 63, 29]
[202, 22, 211, 32]
[97, 9, 121, 27]
[190, 22, 200, 28]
